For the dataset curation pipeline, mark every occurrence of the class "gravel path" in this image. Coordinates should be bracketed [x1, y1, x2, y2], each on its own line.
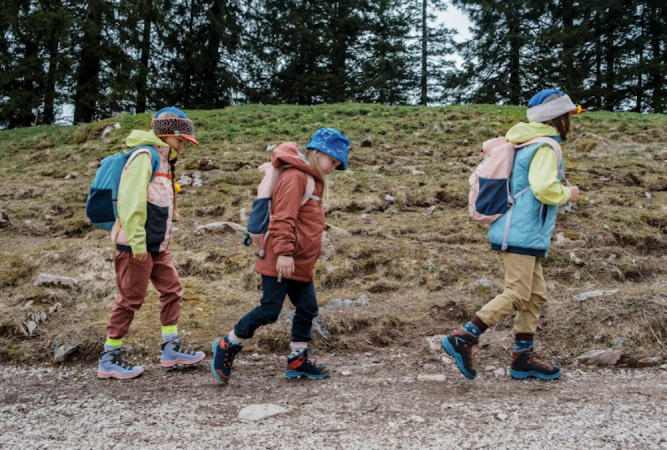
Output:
[1, 349, 666, 450]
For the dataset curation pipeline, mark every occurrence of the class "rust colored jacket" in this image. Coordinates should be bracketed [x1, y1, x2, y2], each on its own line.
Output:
[254, 143, 326, 282]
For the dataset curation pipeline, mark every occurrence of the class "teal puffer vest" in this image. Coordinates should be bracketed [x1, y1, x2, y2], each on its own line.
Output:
[488, 138, 564, 257]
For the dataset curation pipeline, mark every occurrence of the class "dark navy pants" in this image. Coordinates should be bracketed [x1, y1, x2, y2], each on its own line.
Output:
[234, 275, 319, 342]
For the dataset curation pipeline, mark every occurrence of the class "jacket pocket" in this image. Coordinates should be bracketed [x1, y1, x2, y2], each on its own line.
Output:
[145, 202, 169, 247]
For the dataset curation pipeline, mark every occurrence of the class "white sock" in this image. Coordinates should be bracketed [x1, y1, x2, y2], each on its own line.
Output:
[162, 332, 177, 343]
[290, 342, 307, 357]
[228, 330, 244, 346]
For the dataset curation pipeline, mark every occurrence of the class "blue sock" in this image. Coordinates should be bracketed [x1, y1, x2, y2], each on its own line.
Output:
[514, 340, 534, 352]
[463, 321, 482, 338]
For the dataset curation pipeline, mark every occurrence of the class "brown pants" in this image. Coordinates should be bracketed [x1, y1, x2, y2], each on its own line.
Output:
[475, 253, 547, 335]
[106, 249, 183, 339]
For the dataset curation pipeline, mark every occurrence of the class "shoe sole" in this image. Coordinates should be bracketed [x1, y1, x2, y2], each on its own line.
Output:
[441, 337, 476, 380]
[97, 368, 144, 380]
[285, 370, 331, 379]
[161, 353, 206, 368]
[510, 369, 562, 380]
[210, 339, 230, 383]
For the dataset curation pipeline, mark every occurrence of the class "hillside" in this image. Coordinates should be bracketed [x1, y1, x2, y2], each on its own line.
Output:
[0, 103, 666, 368]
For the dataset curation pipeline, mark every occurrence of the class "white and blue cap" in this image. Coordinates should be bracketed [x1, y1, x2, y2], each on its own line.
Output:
[527, 89, 578, 123]
[305, 128, 350, 170]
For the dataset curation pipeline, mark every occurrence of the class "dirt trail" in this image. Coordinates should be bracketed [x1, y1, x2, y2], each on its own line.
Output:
[1, 349, 666, 450]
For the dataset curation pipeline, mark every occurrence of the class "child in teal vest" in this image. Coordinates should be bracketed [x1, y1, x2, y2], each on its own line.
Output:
[442, 90, 585, 380]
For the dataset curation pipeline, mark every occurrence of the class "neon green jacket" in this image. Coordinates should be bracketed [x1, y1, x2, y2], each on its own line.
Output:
[506, 122, 571, 206]
[117, 130, 176, 253]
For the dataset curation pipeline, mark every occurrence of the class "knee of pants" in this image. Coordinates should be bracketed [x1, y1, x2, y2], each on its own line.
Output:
[504, 287, 531, 310]
[258, 304, 282, 325]
[294, 306, 318, 321]
[114, 297, 144, 313]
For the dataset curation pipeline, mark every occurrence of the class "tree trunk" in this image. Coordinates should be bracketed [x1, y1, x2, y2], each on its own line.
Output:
[648, 1, 663, 113]
[73, 0, 103, 123]
[330, 0, 349, 103]
[507, 2, 521, 105]
[136, 0, 151, 114]
[420, 0, 427, 106]
[603, 30, 615, 111]
[561, 0, 575, 94]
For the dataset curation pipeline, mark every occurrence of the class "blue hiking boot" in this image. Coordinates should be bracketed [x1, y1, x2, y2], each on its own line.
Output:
[160, 337, 206, 368]
[97, 349, 144, 380]
[211, 337, 243, 383]
[441, 329, 479, 380]
[510, 347, 562, 380]
[285, 349, 331, 379]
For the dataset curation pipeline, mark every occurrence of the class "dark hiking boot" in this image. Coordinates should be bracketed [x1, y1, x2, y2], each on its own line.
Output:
[211, 336, 243, 383]
[510, 347, 562, 380]
[285, 349, 331, 379]
[441, 328, 479, 379]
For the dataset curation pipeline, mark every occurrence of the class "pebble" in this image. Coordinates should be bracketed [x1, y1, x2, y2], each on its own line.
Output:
[237, 404, 289, 421]
[341, 371, 352, 377]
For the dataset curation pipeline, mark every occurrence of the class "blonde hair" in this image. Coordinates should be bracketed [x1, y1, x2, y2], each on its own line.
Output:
[304, 149, 328, 199]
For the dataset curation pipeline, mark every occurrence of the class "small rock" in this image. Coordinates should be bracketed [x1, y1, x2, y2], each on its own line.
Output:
[325, 223, 350, 237]
[326, 296, 369, 310]
[0, 210, 19, 229]
[484, 366, 496, 372]
[422, 364, 438, 373]
[417, 374, 446, 382]
[195, 307, 204, 312]
[610, 337, 634, 348]
[493, 368, 506, 377]
[240, 208, 248, 223]
[476, 278, 491, 288]
[570, 252, 585, 266]
[497, 413, 508, 421]
[576, 349, 622, 366]
[425, 335, 446, 351]
[265, 144, 277, 152]
[558, 202, 574, 214]
[360, 137, 373, 147]
[195, 222, 245, 235]
[412, 169, 425, 175]
[311, 317, 330, 340]
[177, 175, 193, 187]
[64, 174, 72, 180]
[25, 320, 38, 335]
[23, 300, 34, 310]
[660, 364, 666, 370]
[637, 356, 663, 368]
[410, 415, 425, 423]
[237, 404, 289, 421]
[423, 205, 436, 216]
[645, 192, 652, 199]
[34, 274, 79, 289]
[49, 302, 61, 314]
[193, 171, 203, 187]
[341, 371, 352, 377]
[53, 344, 78, 363]
[385, 194, 395, 202]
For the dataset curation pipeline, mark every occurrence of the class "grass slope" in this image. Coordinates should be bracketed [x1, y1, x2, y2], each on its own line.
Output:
[0, 103, 666, 367]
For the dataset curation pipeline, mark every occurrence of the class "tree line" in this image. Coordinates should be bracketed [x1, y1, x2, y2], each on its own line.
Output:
[0, 0, 665, 129]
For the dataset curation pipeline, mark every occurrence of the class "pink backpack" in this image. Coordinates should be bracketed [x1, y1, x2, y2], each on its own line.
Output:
[468, 136, 570, 225]
[243, 161, 322, 258]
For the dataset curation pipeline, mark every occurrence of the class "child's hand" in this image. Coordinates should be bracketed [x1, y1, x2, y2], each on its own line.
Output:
[276, 256, 294, 279]
[568, 186, 580, 203]
[133, 252, 148, 262]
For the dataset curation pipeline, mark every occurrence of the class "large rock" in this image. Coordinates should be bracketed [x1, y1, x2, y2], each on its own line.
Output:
[195, 222, 245, 235]
[577, 349, 623, 366]
[34, 274, 79, 289]
[237, 404, 289, 421]
[54, 344, 78, 364]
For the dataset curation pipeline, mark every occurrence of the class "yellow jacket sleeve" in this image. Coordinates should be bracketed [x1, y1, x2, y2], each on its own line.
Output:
[117, 153, 152, 253]
[528, 146, 571, 206]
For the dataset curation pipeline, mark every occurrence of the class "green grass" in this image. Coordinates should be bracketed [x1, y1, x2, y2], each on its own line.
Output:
[1, 103, 666, 365]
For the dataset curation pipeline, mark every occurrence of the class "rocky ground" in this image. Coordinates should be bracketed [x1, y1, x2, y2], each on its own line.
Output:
[2, 346, 666, 450]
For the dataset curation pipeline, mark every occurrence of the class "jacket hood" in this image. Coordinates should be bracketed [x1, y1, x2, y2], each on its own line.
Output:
[271, 142, 323, 182]
[126, 130, 177, 161]
[505, 122, 559, 144]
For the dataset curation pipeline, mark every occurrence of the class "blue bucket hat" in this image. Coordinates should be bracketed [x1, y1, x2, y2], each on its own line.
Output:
[305, 128, 350, 170]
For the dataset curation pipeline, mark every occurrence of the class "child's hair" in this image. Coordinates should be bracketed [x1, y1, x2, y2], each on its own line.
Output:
[304, 149, 328, 199]
[545, 112, 570, 140]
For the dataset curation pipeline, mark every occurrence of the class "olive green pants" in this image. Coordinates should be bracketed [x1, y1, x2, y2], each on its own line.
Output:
[476, 253, 547, 334]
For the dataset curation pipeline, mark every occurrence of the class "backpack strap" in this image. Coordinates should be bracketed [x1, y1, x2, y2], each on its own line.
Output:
[130, 146, 162, 181]
[302, 174, 324, 206]
[515, 137, 571, 187]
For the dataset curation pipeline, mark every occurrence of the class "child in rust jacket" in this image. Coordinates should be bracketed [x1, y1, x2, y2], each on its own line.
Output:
[211, 128, 350, 382]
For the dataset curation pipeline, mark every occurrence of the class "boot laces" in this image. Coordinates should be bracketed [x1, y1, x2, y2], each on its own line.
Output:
[109, 350, 136, 370]
[169, 338, 196, 356]
[527, 349, 552, 370]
